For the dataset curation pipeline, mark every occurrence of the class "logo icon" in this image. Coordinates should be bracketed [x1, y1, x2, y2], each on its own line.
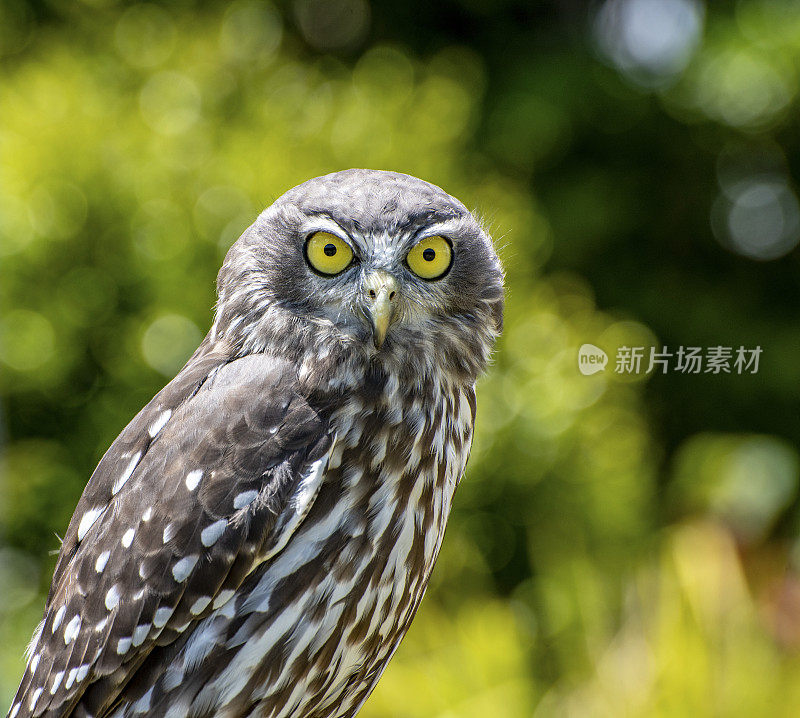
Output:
[578, 344, 608, 375]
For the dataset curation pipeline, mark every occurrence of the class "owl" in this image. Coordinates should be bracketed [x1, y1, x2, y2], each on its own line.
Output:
[8, 169, 504, 718]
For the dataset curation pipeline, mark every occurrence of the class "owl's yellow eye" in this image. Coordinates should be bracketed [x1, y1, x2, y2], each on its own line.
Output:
[406, 236, 452, 280]
[305, 232, 354, 275]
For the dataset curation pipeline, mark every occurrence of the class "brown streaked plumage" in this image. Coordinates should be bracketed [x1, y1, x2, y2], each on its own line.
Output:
[8, 169, 504, 718]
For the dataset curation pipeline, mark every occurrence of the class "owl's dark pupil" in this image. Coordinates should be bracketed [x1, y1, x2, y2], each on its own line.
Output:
[422, 248, 436, 262]
[323, 244, 337, 257]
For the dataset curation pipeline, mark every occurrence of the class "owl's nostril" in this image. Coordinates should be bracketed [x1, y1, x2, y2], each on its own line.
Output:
[368, 289, 396, 302]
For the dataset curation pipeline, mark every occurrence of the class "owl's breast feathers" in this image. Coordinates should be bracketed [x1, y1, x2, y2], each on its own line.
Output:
[9, 345, 475, 718]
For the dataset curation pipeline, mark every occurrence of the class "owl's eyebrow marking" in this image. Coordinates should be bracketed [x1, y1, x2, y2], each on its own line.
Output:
[301, 213, 357, 241]
[403, 208, 461, 229]
[412, 216, 466, 245]
[304, 209, 360, 231]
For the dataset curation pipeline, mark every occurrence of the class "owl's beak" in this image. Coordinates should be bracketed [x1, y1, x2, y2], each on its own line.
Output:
[364, 271, 399, 349]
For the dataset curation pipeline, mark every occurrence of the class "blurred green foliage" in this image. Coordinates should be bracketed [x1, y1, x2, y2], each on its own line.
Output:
[2, 0, 800, 715]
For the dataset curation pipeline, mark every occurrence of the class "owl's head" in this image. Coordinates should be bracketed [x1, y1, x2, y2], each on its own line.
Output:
[212, 170, 504, 384]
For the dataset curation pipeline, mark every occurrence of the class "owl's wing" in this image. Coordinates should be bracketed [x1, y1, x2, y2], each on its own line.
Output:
[9, 352, 333, 718]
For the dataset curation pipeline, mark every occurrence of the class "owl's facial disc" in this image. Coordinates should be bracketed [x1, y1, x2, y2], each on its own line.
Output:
[362, 271, 399, 349]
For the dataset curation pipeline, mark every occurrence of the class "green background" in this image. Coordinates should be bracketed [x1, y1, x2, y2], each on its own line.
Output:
[2, 1, 800, 715]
